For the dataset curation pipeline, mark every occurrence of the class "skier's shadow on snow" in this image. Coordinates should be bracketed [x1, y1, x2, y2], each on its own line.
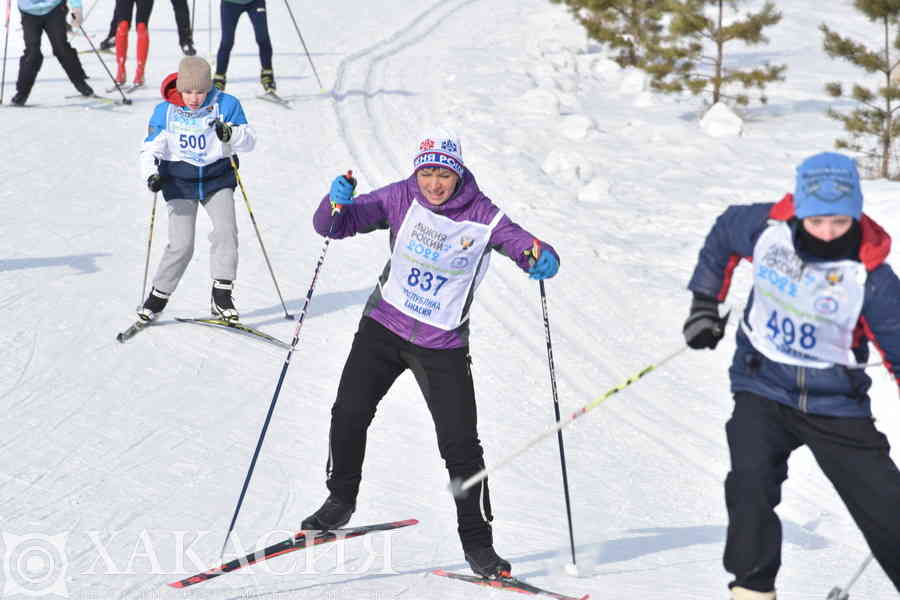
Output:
[240, 287, 372, 326]
[0, 253, 110, 274]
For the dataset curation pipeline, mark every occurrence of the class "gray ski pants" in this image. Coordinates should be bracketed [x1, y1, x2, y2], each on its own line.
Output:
[153, 188, 238, 294]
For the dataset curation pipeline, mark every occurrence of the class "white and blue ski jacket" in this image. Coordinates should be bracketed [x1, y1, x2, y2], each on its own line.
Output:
[140, 84, 255, 202]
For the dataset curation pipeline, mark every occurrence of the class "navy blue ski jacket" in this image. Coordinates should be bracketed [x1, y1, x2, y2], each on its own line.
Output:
[688, 194, 900, 417]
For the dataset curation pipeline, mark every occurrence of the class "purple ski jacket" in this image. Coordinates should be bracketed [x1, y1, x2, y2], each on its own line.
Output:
[313, 171, 559, 349]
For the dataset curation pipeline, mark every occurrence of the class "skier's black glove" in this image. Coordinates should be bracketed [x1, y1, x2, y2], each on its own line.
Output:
[147, 174, 163, 192]
[214, 120, 232, 143]
[683, 293, 729, 350]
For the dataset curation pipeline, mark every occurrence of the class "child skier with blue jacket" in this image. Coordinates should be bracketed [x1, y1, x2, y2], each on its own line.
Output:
[137, 56, 256, 323]
[683, 152, 900, 599]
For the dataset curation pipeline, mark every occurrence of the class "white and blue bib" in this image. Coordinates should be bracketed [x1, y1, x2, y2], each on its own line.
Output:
[381, 201, 503, 331]
[165, 103, 221, 166]
[742, 221, 866, 368]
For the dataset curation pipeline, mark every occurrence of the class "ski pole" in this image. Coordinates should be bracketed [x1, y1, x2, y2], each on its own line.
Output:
[280, 0, 323, 90]
[83, 0, 99, 23]
[190, 0, 195, 36]
[218, 172, 353, 560]
[206, 0, 210, 58]
[827, 553, 874, 600]
[139, 192, 158, 308]
[451, 344, 690, 498]
[526, 240, 577, 569]
[226, 151, 292, 319]
[76, 19, 131, 104]
[1, 0, 11, 105]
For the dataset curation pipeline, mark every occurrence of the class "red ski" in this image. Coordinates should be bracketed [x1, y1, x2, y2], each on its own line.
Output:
[433, 569, 589, 600]
[168, 519, 418, 588]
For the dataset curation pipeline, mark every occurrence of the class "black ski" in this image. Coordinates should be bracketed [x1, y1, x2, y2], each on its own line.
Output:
[116, 319, 151, 343]
[257, 91, 292, 109]
[168, 519, 418, 588]
[432, 569, 589, 600]
[174, 316, 291, 349]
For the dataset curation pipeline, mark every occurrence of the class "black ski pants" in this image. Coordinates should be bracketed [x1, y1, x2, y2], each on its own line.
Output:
[215, 0, 272, 75]
[724, 391, 900, 593]
[325, 317, 494, 551]
[16, 3, 88, 98]
[107, 0, 185, 44]
[113, 0, 154, 26]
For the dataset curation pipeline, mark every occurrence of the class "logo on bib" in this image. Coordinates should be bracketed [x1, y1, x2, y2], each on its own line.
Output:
[460, 236, 474, 250]
[814, 296, 839, 315]
[451, 257, 469, 269]
[825, 269, 843, 285]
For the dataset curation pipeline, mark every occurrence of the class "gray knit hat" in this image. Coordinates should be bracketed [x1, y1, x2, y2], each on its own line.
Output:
[176, 56, 212, 93]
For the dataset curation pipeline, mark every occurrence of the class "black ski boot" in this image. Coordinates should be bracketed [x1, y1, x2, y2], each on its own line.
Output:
[74, 79, 94, 97]
[181, 40, 196, 56]
[260, 68, 276, 93]
[301, 495, 355, 531]
[211, 279, 239, 321]
[464, 545, 511, 579]
[138, 288, 170, 322]
[99, 36, 115, 52]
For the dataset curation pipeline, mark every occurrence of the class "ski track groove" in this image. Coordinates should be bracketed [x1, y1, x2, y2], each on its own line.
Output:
[332, 0, 480, 189]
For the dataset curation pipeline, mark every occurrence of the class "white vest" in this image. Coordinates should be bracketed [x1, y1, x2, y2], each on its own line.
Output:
[380, 201, 503, 331]
[165, 103, 223, 166]
[742, 221, 866, 368]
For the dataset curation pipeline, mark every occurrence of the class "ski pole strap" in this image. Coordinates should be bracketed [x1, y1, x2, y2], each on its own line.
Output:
[451, 344, 690, 497]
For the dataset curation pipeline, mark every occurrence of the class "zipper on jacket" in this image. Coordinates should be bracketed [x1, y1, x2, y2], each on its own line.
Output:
[797, 367, 808, 413]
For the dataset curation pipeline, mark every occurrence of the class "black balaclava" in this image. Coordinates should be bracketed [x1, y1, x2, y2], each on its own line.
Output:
[796, 218, 862, 261]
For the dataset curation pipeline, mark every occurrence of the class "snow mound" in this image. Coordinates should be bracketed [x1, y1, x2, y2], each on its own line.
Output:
[514, 88, 561, 115]
[619, 68, 648, 94]
[634, 91, 656, 107]
[558, 115, 595, 140]
[542, 149, 594, 183]
[577, 177, 611, 203]
[700, 102, 743, 137]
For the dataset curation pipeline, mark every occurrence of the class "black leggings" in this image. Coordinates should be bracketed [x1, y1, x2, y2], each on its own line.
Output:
[16, 3, 87, 96]
[215, 0, 272, 75]
[324, 317, 495, 551]
[114, 0, 154, 25]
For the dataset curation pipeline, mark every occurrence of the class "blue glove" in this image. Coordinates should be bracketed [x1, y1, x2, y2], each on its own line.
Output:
[528, 248, 559, 280]
[329, 174, 356, 205]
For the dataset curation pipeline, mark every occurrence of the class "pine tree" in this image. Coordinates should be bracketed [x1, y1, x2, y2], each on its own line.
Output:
[643, 0, 785, 106]
[549, 0, 668, 68]
[821, 0, 900, 179]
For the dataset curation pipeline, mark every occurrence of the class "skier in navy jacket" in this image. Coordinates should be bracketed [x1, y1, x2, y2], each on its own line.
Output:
[683, 152, 900, 600]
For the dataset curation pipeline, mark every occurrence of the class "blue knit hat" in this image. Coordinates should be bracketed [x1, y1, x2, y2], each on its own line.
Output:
[794, 152, 862, 220]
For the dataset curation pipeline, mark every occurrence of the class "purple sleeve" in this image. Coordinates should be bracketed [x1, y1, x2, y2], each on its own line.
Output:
[489, 213, 560, 273]
[312, 184, 396, 238]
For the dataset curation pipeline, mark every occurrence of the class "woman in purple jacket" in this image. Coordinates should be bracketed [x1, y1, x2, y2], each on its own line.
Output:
[303, 129, 560, 578]
[683, 152, 900, 599]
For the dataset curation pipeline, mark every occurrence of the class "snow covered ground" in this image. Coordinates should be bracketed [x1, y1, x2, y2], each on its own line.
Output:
[1, 0, 899, 598]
